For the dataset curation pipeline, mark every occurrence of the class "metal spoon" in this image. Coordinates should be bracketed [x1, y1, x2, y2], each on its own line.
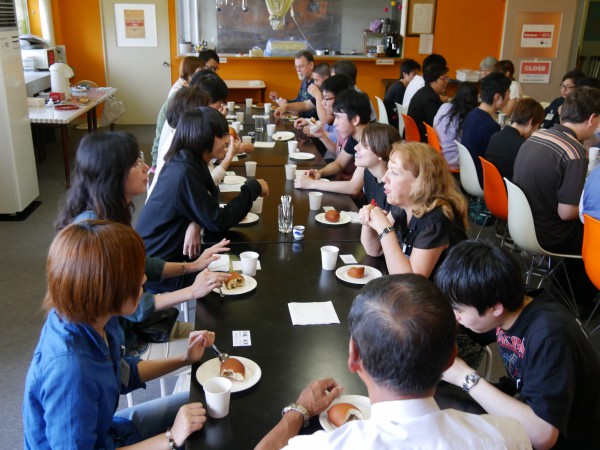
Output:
[210, 344, 229, 362]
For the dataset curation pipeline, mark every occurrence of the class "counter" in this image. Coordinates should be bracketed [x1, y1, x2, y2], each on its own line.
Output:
[24, 71, 51, 97]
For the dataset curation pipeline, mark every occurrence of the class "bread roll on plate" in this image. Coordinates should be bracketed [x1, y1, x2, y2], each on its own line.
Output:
[347, 266, 365, 278]
[327, 403, 364, 427]
[220, 357, 246, 381]
[226, 272, 245, 290]
[324, 210, 340, 223]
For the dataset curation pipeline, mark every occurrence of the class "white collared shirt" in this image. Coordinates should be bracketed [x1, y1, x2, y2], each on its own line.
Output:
[402, 75, 425, 110]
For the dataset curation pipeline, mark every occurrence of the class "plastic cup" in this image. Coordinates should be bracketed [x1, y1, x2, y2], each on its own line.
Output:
[231, 121, 241, 134]
[285, 164, 297, 180]
[227, 101, 235, 112]
[242, 136, 252, 143]
[267, 124, 276, 136]
[288, 141, 298, 153]
[321, 246, 339, 270]
[251, 197, 263, 214]
[245, 98, 253, 108]
[309, 192, 323, 211]
[293, 225, 305, 240]
[203, 377, 232, 419]
[264, 103, 272, 114]
[255, 116, 265, 132]
[239, 251, 259, 276]
[278, 204, 294, 233]
[236, 112, 245, 122]
[245, 161, 257, 177]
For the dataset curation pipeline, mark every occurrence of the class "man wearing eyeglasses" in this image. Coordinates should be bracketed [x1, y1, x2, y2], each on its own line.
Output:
[542, 69, 585, 129]
[271, 50, 318, 120]
[407, 64, 449, 142]
[199, 49, 220, 72]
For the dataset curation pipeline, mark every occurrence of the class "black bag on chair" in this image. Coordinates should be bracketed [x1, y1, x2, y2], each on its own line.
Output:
[128, 307, 179, 343]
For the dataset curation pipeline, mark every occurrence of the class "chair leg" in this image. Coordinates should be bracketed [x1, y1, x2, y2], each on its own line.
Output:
[181, 301, 189, 322]
[126, 392, 134, 408]
[160, 378, 167, 397]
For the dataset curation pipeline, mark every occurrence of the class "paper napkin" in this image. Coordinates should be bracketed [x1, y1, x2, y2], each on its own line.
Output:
[232, 260, 262, 271]
[254, 141, 276, 148]
[208, 255, 230, 272]
[288, 301, 340, 326]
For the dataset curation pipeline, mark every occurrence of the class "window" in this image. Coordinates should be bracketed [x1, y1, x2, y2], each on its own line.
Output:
[15, 0, 29, 34]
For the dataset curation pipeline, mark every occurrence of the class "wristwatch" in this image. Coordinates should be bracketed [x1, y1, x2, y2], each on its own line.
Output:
[281, 403, 310, 427]
[377, 226, 395, 241]
[462, 371, 481, 393]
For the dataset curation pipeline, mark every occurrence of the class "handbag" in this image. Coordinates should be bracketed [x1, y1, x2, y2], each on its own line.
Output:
[128, 307, 179, 343]
[100, 95, 125, 127]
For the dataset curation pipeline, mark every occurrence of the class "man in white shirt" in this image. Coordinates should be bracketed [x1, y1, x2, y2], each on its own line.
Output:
[256, 275, 532, 450]
[402, 53, 447, 110]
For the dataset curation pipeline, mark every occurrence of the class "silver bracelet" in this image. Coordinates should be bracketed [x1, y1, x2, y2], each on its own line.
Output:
[281, 403, 310, 427]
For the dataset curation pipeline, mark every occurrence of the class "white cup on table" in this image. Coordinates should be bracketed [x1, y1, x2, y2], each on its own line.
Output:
[242, 136, 252, 144]
[267, 124, 276, 136]
[227, 101, 235, 112]
[245, 161, 257, 177]
[321, 245, 339, 270]
[203, 377, 232, 419]
[239, 251, 259, 276]
[264, 103, 272, 114]
[285, 164, 297, 180]
[231, 121, 241, 134]
[309, 192, 323, 211]
[251, 197, 264, 214]
[236, 111, 245, 122]
[288, 141, 298, 153]
[245, 98, 253, 108]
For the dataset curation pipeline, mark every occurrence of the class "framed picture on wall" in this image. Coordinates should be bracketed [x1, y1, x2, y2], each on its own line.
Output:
[407, 0, 437, 36]
[114, 3, 158, 47]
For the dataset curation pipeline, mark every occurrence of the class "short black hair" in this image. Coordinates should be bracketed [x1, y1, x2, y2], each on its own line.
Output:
[294, 50, 314, 62]
[166, 86, 210, 128]
[189, 71, 228, 103]
[562, 69, 585, 84]
[314, 62, 330, 78]
[349, 274, 456, 395]
[321, 74, 354, 96]
[333, 89, 371, 125]
[575, 77, 600, 90]
[400, 59, 421, 79]
[198, 49, 219, 64]
[423, 64, 448, 84]
[434, 240, 525, 315]
[479, 72, 511, 105]
[332, 60, 358, 84]
[422, 53, 447, 71]
[560, 86, 600, 124]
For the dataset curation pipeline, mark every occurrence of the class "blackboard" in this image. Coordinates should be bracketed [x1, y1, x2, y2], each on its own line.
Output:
[216, 0, 342, 53]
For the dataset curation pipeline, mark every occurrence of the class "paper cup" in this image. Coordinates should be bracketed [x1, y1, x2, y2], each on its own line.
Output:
[231, 121, 241, 134]
[251, 196, 263, 214]
[321, 246, 339, 270]
[309, 192, 323, 211]
[203, 377, 232, 419]
[267, 124, 276, 136]
[245, 161, 257, 177]
[285, 164, 297, 180]
[236, 111, 245, 122]
[227, 101, 235, 112]
[240, 251, 259, 276]
[242, 136, 252, 143]
[288, 141, 298, 153]
[264, 103, 272, 114]
[245, 98, 253, 108]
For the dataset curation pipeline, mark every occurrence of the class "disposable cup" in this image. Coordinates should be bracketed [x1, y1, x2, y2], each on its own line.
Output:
[264, 103, 272, 114]
[245, 161, 257, 177]
[321, 245, 339, 270]
[239, 251, 259, 276]
[267, 124, 276, 136]
[203, 377, 232, 419]
[236, 112, 245, 122]
[231, 121, 241, 134]
[293, 225, 305, 240]
[251, 197, 264, 214]
[309, 192, 323, 211]
[242, 136, 252, 143]
[285, 164, 297, 180]
[288, 141, 298, 153]
[245, 98, 253, 108]
[227, 101, 235, 112]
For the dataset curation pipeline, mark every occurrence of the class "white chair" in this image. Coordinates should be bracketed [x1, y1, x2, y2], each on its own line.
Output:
[456, 141, 483, 197]
[504, 178, 582, 318]
[396, 102, 406, 136]
[375, 96, 389, 124]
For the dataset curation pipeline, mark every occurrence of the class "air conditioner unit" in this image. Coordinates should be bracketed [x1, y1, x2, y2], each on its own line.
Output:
[0, 0, 40, 215]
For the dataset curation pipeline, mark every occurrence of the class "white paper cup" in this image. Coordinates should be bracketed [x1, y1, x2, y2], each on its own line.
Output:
[251, 196, 264, 214]
[203, 377, 232, 419]
[264, 103, 272, 114]
[267, 124, 276, 136]
[236, 111, 245, 122]
[242, 136, 252, 143]
[245, 161, 257, 177]
[245, 98, 253, 108]
[321, 245, 339, 270]
[227, 101, 235, 112]
[231, 121, 241, 134]
[239, 251, 259, 276]
[309, 191, 323, 210]
[285, 164, 297, 180]
[288, 141, 298, 153]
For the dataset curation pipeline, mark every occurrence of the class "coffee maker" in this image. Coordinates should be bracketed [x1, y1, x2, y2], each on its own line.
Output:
[385, 33, 402, 57]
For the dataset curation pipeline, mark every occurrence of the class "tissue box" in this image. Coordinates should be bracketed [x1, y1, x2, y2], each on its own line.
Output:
[27, 97, 46, 107]
[456, 70, 481, 82]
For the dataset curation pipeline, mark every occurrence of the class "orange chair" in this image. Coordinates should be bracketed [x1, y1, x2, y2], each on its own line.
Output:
[401, 113, 421, 142]
[424, 123, 442, 154]
[479, 157, 508, 243]
[582, 213, 600, 334]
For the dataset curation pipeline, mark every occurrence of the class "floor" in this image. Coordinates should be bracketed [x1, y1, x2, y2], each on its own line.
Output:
[1, 124, 598, 449]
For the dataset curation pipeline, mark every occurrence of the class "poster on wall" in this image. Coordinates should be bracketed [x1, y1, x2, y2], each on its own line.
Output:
[518, 60, 552, 84]
[114, 3, 157, 47]
[513, 12, 562, 58]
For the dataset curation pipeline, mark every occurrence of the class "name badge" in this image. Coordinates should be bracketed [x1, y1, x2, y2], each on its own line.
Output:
[545, 113, 554, 121]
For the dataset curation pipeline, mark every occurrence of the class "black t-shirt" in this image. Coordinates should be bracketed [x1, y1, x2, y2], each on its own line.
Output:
[485, 125, 525, 181]
[383, 81, 406, 130]
[407, 85, 442, 142]
[363, 169, 388, 211]
[542, 97, 563, 129]
[496, 291, 600, 449]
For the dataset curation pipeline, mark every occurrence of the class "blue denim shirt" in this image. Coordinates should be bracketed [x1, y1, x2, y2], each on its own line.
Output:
[23, 310, 145, 449]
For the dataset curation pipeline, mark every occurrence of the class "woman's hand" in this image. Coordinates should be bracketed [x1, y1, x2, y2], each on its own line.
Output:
[294, 118, 308, 129]
[184, 330, 216, 364]
[257, 179, 269, 197]
[239, 141, 254, 154]
[294, 175, 315, 190]
[308, 84, 323, 103]
[365, 206, 392, 234]
[188, 270, 230, 299]
[189, 239, 230, 272]
[170, 402, 208, 447]
[183, 222, 203, 259]
[305, 169, 321, 180]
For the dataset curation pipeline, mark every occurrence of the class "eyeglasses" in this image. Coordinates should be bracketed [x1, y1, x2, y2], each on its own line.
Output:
[438, 75, 449, 82]
[560, 83, 575, 90]
[133, 151, 146, 169]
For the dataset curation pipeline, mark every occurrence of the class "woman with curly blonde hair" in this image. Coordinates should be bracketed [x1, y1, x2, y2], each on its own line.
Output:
[359, 142, 467, 278]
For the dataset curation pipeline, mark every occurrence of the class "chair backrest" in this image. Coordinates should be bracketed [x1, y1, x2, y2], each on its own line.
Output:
[479, 157, 508, 220]
[504, 178, 545, 254]
[395, 102, 406, 136]
[424, 123, 442, 154]
[401, 113, 421, 142]
[375, 96, 389, 124]
[455, 140, 484, 197]
[582, 214, 600, 290]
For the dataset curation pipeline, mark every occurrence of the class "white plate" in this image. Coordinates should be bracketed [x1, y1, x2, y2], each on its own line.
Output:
[289, 152, 315, 161]
[272, 131, 295, 141]
[196, 356, 262, 393]
[319, 395, 371, 431]
[226, 115, 237, 120]
[222, 175, 247, 185]
[213, 274, 257, 295]
[237, 212, 259, 225]
[315, 212, 352, 226]
[335, 265, 383, 285]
